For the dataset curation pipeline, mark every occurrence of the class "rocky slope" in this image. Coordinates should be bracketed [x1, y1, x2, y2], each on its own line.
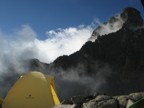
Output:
[46, 7, 144, 96]
[1, 7, 144, 104]
[52, 7, 144, 71]
[55, 92, 144, 108]
[24, 7, 144, 100]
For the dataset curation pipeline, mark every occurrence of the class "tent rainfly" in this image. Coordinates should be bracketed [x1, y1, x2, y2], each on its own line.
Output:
[1, 71, 60, 108]
[128, 97, 144, 108]
[0, 96, 3, 105]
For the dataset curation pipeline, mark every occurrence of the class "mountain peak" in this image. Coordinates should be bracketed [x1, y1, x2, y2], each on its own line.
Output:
[90, 7, 143, 41]
[121, 7, 143, 30]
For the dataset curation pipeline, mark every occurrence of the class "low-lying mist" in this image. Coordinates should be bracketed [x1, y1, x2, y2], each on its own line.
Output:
[53, 63, 112, 100]
[0, 11, 126, 100]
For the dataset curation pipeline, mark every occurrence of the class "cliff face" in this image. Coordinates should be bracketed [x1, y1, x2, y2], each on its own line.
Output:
[1, 7, 144, 101]
[53, 7, 144, 70]
[90, 7, 143, 41]
[48, 7, 144, 96]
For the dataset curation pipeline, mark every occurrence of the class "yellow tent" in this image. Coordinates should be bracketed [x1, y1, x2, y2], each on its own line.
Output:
[2, 71, 60, 108]
[0, 96, 3, 105]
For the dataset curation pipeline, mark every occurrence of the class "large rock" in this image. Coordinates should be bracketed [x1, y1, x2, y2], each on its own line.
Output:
[58, 92, 144, 108]
[129, 92, 144, 101]
[82, 92, 144, 108]
[83, 98, 117, 108]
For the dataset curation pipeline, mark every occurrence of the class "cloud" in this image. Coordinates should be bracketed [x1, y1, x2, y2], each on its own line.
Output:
[89, 14, 125, 41]
[0, 14, 126, 99]
[49, 14, 127, 99]
[35, 25, 93, 63]
[0, 24, 93, 66]
[0, 24, 94, 97]
[54, 62, 112, 100]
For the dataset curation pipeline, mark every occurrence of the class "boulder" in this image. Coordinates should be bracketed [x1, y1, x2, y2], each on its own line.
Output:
[82, 98, 117, 108]
[129, 92, 144, 101]
[117, 95, 129, 108]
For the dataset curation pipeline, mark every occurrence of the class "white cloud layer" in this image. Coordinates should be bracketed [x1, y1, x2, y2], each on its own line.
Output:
[0, 24, 94, 96]
[0, 14, 125, 75]
[0, 15, 126, 98]
[36, 25, 93, 62]
[0, 24, 93, 66]
[89, 15, 125, 41]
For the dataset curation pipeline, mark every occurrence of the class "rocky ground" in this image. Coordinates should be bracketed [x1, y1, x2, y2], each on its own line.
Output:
[55, 92, 144, 108]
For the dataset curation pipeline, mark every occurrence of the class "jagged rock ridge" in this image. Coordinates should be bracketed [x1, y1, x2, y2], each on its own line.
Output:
[1, 7, 144, 101]
[89, 7, 143, 41]
[48, 7, 144, 95]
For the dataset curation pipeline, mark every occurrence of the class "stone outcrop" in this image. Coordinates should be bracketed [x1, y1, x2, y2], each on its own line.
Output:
[50, 7, 144, 96]
[55, 92, 144, 108]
